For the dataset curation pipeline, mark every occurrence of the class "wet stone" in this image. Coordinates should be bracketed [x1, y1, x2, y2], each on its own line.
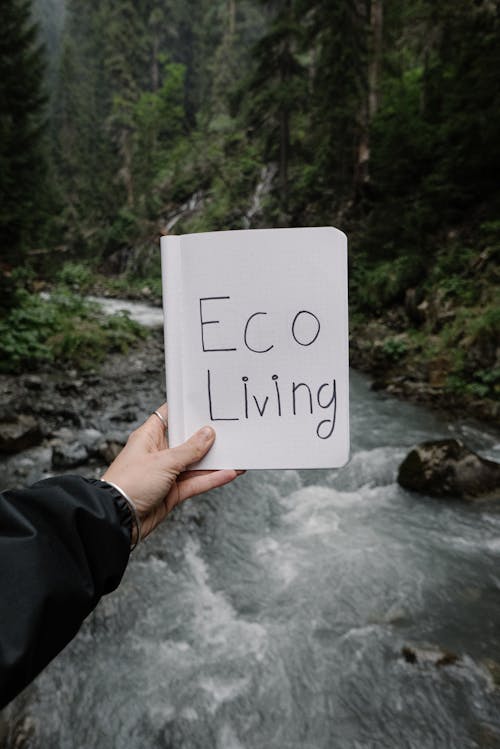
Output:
[51, 442, 89, 469]
[401, 645, 460, 667]
[398, 439, 500, 500]
[98, 440, 124, 464]
[23, 375, 43, 391]
[78, 428, 104, 453]
[110, 408, 137, 423]
[0, 415, 43, 454]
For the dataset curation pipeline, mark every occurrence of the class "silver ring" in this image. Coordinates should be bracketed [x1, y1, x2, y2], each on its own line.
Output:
[153, 410, 167, 428]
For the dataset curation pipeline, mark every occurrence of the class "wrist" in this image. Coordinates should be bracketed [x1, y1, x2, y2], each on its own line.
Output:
[100, 480, 142, 550]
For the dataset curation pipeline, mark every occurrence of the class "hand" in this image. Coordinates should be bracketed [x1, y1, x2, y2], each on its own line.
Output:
[102, 404, 243, 542]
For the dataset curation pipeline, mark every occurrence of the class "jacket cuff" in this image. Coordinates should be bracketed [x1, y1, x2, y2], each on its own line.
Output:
[85, 478, 134, 547]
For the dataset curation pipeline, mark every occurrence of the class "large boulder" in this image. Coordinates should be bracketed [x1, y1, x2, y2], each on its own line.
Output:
[0, 414, 43, 453]
[398, 439, 500, 500]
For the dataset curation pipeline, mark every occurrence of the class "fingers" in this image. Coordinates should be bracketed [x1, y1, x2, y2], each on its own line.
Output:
[152, 403, 168, 424]
[178, 469, 246, 482]
[149, 403, 168, 446]
[128, 404, 169, 451]
[166, 426, 216, 474]
[176, 469, 241, 503]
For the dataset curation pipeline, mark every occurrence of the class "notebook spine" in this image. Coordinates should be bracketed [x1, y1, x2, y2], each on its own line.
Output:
[161, 235, 184, 446]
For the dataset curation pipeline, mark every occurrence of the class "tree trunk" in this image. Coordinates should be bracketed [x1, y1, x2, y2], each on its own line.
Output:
[120, 129, 134, 208]
[356, 0, 383, 189]
[278, 0, 292, 217]
[279, 107, 290, 216]
[368, 0, 383, 119]
[228, 0, 236, 37]
[151, 32, 159, 91]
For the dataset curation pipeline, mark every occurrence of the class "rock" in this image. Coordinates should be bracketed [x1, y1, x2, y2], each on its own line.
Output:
[78, 428, 104, 454]
[110, 407, 138, 423]
[0, 415, 43, 453]
[52, 442, 89, 469]
[371, 377, 389, 392]
[404, 288, 425, 325]
[51, 407, 83, 427]
[0, 714, 35, 749]
[402, 645, 459, 667]
[12, 716, 35, 749]
[98, 440, 124, 463]
[84, 374, 101, 386]
[56, 380, 83, 395]
[49, 427, 75, 443]
[427, 355, 451, 388]
[398, 439, 500, 500]
[23, 374, 43, 390]
[483, 658, 500, 688]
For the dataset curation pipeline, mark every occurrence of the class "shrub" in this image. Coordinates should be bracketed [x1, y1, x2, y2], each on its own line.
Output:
[381, 337, 409, 361]
[0, 288, 146, 373]
[56, 262, 94, 293]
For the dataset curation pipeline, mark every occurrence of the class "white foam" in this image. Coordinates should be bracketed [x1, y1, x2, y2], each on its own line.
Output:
[328, 446, 403, 491]
[217, 722, 247, 749]
[199, 675, 251, 715]
[181, 707, 199, 721]
[88, 295, 164, 327]
[184, 537, 268, 658]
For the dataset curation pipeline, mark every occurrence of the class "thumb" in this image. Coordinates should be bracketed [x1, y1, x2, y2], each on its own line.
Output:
[165, 426, 216, 474]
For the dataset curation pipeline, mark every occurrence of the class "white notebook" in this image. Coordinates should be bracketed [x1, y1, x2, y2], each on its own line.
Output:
[160, 227, 349, 469]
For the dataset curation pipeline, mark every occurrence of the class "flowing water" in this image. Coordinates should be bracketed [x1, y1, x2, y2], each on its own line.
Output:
[5, 301, 500, 748]
[16, 381, 500, 747]
[87, 296, 165, 328]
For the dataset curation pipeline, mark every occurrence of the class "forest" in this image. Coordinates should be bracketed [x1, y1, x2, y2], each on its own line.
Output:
[1, 0, 499, 419]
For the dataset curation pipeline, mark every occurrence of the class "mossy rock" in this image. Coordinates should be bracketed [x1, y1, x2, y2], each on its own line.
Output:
[398, 439, 500, 500]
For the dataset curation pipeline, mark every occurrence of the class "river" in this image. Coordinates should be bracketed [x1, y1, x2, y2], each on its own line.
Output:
[3, 299, 500, 748]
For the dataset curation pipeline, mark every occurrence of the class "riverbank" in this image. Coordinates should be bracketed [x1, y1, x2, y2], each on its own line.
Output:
[1, 291, 498, 487]
[86, 279, 499, 428]
[0, 329, 166, 489]
[350, 317, 499, 427]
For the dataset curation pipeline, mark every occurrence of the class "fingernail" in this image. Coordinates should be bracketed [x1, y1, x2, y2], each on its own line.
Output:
[236, 470, 246, 475]
[200, 426, 215, 441]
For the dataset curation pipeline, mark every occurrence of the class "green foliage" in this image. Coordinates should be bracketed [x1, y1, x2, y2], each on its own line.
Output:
[56, 262, 94, 293]
[352, 255, 424, 312]
[131, 60, 186, 215]
[438, 277, 478, 306]
[97, 272, 163, 303]
[466, 305, 500, 351]
[298, 0, 368, 219]
[0, 0, 51, 262]
[381, 337, 409, 362]
[422, 302, 500, 400]
[0, 287, 146, 373]
[447, 369, 500, 401]
[52, 2, 189, 258]
[104, 208, 141, 252]
[2, 0, 496, 413]
[237, 0, 307, 219]
[363, 0, 500, 262]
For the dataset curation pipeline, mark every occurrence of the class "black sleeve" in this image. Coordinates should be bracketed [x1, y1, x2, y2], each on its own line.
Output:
[0, 475, 131, 709]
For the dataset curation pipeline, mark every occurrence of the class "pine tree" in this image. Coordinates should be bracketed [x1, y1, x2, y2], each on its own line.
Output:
[0, 0, 48, 264]
[364, 0, 500, 260]
[301, 0, 368, 220]
[240, 0, 306, 221]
